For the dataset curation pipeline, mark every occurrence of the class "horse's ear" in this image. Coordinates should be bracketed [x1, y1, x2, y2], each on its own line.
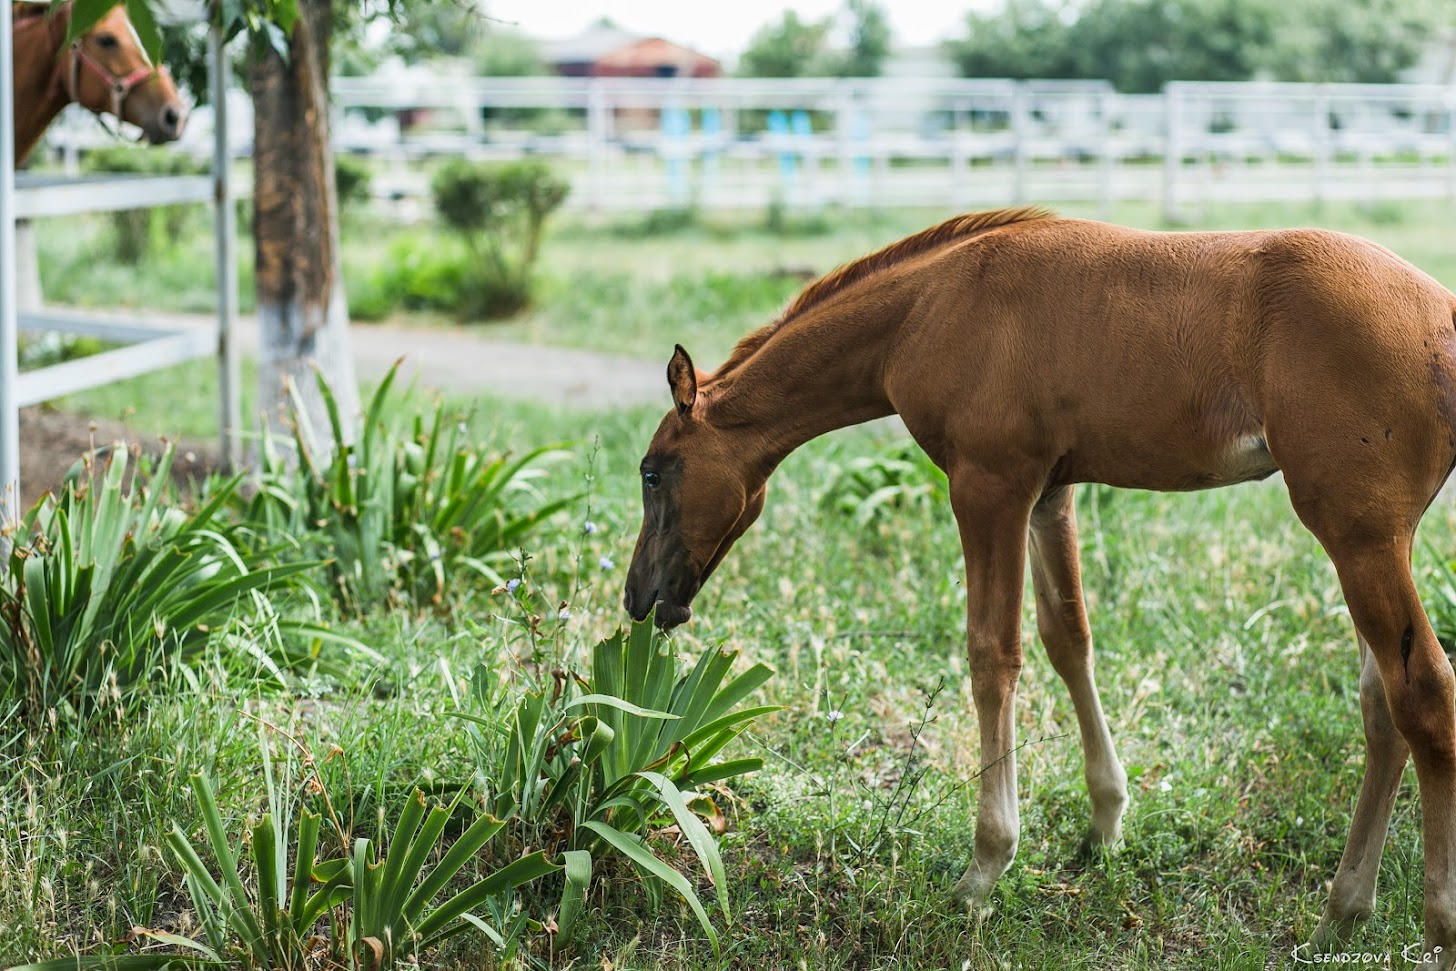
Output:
[667, 344, 698, 416]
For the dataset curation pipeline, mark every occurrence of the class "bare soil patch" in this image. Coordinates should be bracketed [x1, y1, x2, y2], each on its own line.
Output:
[18, 405, 220, 508]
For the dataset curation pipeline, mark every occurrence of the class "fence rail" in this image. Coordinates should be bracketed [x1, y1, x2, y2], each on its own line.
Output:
[315, 76, 1456, 219]
[1, 24, 241, 516]
[37, 75, 1456, 221]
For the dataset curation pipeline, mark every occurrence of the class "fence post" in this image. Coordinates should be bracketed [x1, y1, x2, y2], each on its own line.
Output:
[835, 82, 853, 207]
[1448, 91, 1456, 203]
[0, 0, 19, 530]
[210, 17, 241, 473]
[586, 78, 608, 214]
[1313, 85, 1329, 209]
[1162, 83, 1183, 223]
[1010, 81, 1028, 204]
[1098, 89, 1114, 220]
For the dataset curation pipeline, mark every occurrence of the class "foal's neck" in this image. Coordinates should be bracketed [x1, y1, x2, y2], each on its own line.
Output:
[706, 288, 904, 473]
[12, 3, 72, 165]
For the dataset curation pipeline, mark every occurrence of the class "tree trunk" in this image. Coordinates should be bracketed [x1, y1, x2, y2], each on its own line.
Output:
[248, 0, 359, 452]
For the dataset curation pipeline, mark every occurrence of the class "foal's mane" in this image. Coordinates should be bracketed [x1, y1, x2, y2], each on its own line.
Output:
[709, 206, 1055, 382]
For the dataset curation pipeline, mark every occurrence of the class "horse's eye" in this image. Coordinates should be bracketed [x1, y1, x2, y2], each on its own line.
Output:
[643, 471, 661, 489]
[96, 33, 119, 49]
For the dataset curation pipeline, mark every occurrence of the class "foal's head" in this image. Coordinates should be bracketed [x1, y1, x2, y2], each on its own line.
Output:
[624, 346, 768, 629]
[64, 4, 187, 144]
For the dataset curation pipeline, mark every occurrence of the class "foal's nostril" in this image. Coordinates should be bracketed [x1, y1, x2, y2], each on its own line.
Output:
[161, 106, 180, 132]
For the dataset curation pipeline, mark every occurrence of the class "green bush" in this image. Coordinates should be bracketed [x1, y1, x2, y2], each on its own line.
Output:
[349, 235, 535, 323]
[243, 362, 577, 614]
[82, 145, 208, 264]
[0, 445, 328, 724]
[820, 439, 948, 527]
[335, 153, 373, 210]
[428, 159, 568, 319]
[12, 742, 559, 970]
[611, 206, 701, 238]
[455, 613, 778, 946]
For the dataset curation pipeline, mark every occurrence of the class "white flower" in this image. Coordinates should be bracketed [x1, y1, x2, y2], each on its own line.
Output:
[557, 607, 572, 621]
[1158, 779, 1172, 793]
[827, 710, 844, 723]
[582, 520, 598, 535]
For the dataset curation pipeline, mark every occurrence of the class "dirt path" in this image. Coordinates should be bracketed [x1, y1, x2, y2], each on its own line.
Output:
[19, 309, 664, 504]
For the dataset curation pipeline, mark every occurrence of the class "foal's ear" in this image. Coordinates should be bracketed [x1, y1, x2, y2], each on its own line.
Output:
[667, 344, 698, 416]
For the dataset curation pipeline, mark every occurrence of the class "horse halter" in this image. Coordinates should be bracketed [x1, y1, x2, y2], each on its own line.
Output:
[63, 36, 170, 123]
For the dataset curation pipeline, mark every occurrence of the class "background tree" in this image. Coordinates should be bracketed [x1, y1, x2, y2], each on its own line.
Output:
[473, 29, 545, 76]
[943, 0, 1080, 81]
[834, 0, 891, 78]
[737, 10, 833, 78]
[945, 0, 1445, 91]
[247, 0, 361, 443]
[389, 1, 483, 64]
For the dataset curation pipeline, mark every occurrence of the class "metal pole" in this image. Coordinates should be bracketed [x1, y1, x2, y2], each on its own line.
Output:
[0, 0, 20, 528]
[210, 17, 241, 472]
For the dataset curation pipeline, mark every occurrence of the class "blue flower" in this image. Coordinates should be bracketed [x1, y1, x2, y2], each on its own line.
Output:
[582, 520, 599, 535]
[599, 556, 615, 571]
[506, 578, 522, 593]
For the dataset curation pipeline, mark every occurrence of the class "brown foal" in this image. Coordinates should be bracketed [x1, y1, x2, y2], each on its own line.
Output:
[624, 207, 1456, 962]
[10, 1, 185, 164]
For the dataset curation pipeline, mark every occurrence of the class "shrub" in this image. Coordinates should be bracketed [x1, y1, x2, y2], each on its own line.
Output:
[243, 363, 576, 614]
[13, 740, 559, 970]
[455, 614, 778, 945]
[820, 439, 948, 527]
[429, 159, 568, 319]
[82, 146, 208, 264]
[0, 445, 327, 724]
[335, 154, 373, 211]
[611, 206, 701, 238]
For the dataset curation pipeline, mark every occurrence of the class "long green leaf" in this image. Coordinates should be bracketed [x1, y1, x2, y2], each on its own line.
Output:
[637, 772, 729, 922]
[415, 851, 560, 942]
[582, 822, 717, 951]
[566, 694, 680, 719]
[555, 849, 593, 938]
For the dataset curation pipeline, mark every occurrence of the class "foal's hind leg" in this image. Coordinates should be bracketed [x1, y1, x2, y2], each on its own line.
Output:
[1311, 636, 1410, 948]
[1285, 490, 1456, 965]
[1029, 486, 1129, 854]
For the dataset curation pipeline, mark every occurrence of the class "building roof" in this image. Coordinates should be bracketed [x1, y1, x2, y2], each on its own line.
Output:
[540, 24, 641, 66]
[594, 37, 721, 76]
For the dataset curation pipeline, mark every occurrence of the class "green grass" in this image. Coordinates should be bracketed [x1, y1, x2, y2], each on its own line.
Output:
[10, 198, 1456, 969]
[7, 387, 1456, 968]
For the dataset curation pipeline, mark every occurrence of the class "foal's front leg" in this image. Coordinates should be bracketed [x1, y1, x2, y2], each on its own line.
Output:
[949, 466, 1038, 908]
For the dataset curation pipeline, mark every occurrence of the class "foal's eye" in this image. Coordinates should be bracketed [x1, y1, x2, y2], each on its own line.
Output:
[642, 471, 661, 489]
[96, 33, 119, 49]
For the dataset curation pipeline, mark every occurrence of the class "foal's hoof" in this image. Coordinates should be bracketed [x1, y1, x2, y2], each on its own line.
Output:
[1308, 915, 1361, 953]
[951, 874, 993, 921]
[1074, 828, 1121, 864]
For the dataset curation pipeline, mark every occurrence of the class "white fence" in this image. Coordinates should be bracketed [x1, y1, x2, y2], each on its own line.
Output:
[316, 76, 1456, 220]
[38, 75, 1456, 221]
[2, 23, 241, 514]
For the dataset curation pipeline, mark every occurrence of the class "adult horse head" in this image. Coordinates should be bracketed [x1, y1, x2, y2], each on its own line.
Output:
[11, 1, 186, 163]
[624, 207, 1456, 966]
